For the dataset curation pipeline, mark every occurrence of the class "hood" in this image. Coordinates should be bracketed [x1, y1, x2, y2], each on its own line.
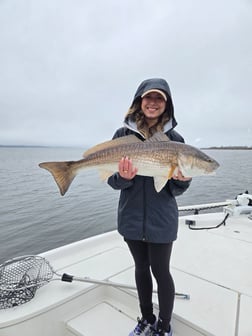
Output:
[131, 78, 172, 104]
[125, 78, 177, 132]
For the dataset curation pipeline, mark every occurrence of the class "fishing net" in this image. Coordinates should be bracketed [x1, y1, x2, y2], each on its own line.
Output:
[0, 256, 54, 309]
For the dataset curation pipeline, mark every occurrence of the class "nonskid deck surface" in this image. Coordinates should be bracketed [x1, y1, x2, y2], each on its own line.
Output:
[173, 212, 252, 336]
[0, 212, 251, 336]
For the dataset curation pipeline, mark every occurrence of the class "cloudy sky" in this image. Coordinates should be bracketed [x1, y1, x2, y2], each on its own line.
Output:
[0, 0, 251, 148]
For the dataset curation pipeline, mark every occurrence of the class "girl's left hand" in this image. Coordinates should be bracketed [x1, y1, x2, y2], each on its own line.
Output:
[172, 170, 192, 181]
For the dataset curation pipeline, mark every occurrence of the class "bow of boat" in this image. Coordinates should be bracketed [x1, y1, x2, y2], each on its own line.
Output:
[1, 194, 252, 336]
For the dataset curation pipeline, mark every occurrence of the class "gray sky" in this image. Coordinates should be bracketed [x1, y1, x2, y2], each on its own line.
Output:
[0, 0, 251, 148]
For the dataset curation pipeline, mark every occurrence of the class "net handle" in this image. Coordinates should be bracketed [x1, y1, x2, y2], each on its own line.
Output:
[61, 273, 190, 300]
[0, 255, 190, 305]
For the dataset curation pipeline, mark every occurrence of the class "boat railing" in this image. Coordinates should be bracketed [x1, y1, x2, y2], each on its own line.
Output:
[178, 201, 234, 214]
[179, 192, 252, 215]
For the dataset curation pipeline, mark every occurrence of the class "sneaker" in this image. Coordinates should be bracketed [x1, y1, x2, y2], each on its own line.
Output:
[129, 317, 156, 336]
[150, 326, 173, 336]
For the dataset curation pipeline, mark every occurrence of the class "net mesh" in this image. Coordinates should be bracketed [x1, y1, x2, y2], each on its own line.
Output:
[0, 256, 54, 309]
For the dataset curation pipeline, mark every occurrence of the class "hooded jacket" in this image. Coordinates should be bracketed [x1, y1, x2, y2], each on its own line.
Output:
[108, 78, 191, 243]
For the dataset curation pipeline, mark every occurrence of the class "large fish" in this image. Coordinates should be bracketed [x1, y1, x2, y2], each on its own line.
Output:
[39, 132, 219, 196]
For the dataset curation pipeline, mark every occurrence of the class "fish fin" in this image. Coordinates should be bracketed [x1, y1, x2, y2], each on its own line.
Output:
[98, 169, 114, 181]
[153, 163, 176, 192]
[83, 135, 142, 157]
[153, 176, 168, 192]
[39, 161, 77, 196]
[145, 131, 171, 143]
[167, 165, 177, 179]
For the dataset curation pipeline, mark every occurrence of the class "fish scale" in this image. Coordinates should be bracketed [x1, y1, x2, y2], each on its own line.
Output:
[83, 141, 178, 166]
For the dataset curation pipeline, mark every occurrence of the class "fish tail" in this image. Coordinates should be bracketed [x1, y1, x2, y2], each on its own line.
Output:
[39, 161, 77, 196]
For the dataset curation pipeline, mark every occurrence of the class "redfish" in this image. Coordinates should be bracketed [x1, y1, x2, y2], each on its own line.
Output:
[39, 132, 219, 195]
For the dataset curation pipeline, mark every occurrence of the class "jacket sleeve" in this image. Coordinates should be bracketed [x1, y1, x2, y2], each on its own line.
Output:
[107, 172, 134, 190]
[167, 179, 191, 197]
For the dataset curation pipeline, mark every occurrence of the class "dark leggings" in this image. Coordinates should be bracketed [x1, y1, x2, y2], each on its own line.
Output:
[126, 239, 174, 331]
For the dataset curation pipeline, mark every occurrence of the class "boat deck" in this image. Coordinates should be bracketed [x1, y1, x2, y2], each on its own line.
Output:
[173, 212, 252, 335]
[0, 212, 252, 336]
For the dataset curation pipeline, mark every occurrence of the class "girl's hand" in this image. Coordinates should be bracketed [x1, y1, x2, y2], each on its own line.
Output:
[172, 170, 192, 181]
[119, 157, 138, 180]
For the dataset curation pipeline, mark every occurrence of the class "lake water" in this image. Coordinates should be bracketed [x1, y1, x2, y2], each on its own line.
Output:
[0, 147, 251, 263]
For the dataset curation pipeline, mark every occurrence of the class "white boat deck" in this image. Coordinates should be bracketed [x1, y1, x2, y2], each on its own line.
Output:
[0, 211, 252, 336]
[173, 212, 252, 336]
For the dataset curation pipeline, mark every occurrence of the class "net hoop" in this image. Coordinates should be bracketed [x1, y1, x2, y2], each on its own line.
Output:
[0, 255, 54, 309]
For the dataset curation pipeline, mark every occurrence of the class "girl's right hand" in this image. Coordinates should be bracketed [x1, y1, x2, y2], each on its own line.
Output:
[118, 157, 138, 180]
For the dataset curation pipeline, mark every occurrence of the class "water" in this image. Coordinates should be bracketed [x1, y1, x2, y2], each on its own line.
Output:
[0, 147, 251, 263]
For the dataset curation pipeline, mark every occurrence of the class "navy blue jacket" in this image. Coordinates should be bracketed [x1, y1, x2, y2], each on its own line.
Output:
[108, 78, 191, 243]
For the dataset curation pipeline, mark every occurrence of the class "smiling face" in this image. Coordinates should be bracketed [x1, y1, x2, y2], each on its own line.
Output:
[141, 92, 166, 126]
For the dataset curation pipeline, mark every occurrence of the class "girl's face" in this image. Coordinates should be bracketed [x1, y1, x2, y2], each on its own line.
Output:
[141, 92, 166, 126]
